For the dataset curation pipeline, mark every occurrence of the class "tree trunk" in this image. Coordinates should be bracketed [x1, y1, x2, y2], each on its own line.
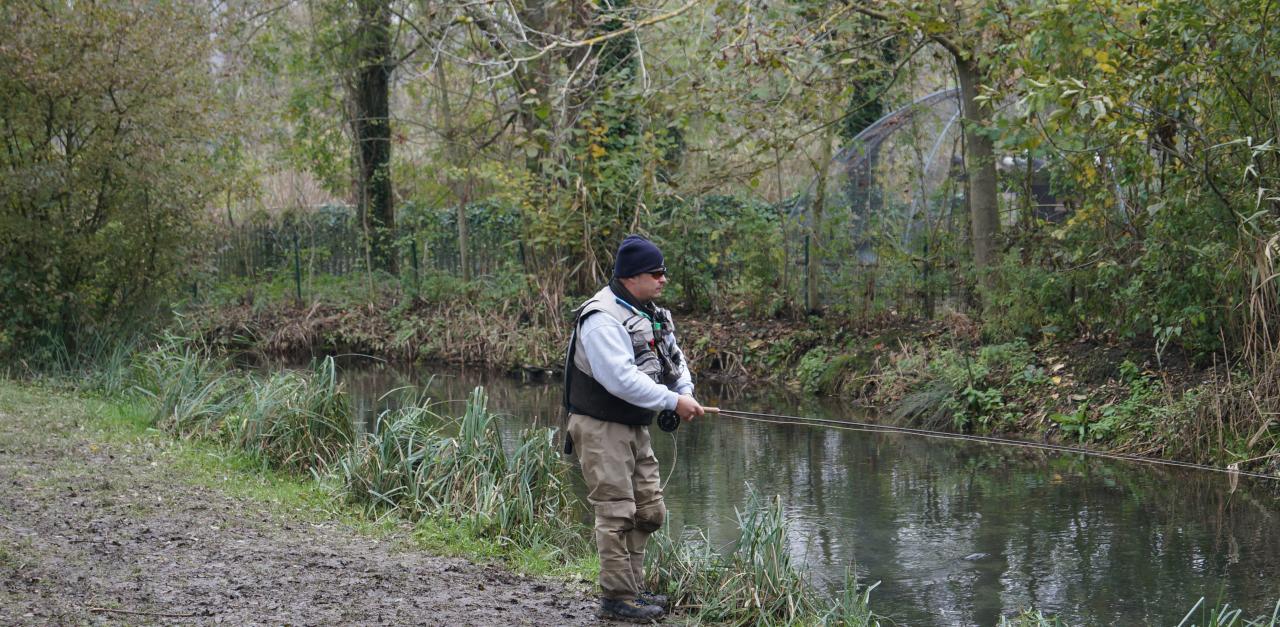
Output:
[955, 55, 999, 285]
[352, 0, 395, 274]
[434, 60, 471, 281]
[806, 127, 835, 314]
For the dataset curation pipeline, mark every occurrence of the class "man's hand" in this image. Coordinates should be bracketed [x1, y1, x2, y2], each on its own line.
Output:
[675, 394, 704, 422]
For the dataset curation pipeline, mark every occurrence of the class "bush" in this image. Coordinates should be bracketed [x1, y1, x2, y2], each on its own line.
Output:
[0, 2, 223, 363]
[652, 195, 787, 315]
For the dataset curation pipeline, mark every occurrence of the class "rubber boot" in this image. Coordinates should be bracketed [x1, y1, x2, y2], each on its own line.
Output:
[599, 597, 664, 623]
[639, 591, 670, 611]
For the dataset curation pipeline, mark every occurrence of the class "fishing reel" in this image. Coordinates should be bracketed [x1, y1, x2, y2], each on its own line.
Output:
[657, 405, 719, 432]
[657, 409, 681, 432]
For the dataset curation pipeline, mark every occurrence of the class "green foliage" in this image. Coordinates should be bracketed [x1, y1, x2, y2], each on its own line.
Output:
[953, 385, 1006, 432]
[652, 195, 787, 315]
[988, 0, 1280, 357]
[1050, 360, 1165, 444]
[795, 347, 832, 394]
[881, 340, 1047, 433]
[1050, 404, 1091, 443]
[986, 215, 1240, 358]
[0, 1, 225, 363]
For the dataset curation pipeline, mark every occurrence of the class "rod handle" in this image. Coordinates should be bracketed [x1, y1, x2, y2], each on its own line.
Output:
[702, 406, 720, 414]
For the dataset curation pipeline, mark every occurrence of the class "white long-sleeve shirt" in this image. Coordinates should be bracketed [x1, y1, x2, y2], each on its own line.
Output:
[577, 311, 694, 411]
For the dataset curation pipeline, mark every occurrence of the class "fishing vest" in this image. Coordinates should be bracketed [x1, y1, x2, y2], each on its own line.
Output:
[564, 284, 683, 426]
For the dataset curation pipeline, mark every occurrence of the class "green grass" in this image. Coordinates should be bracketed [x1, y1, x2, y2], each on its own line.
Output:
[649, 487, 877, 626]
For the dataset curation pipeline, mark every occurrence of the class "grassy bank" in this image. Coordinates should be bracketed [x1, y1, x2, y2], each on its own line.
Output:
[55, 337, 880, 625]
[184, 274, 1280, 477]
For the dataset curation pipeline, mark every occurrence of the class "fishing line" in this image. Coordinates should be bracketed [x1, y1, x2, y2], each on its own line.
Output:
[659, 407, 1277, 482]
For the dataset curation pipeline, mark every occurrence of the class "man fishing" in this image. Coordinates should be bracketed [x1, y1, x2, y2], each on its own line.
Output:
[563, 234, 705, 622]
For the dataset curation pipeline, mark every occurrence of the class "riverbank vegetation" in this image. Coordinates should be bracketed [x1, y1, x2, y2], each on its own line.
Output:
[174, 277, 1280, 475]
[52, 337, 876, 624]
[11, 340, 1278, 625]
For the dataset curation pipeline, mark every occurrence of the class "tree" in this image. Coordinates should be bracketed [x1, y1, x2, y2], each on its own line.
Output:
[0, 0, 224, 359]
[846, 2, 1003, 289]
[349, 0, 397, 273]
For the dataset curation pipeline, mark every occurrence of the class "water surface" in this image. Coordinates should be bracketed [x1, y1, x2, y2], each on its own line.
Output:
[337, 359, 1280, 626]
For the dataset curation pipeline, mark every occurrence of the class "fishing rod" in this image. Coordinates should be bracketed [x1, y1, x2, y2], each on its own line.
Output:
[655, 406, 1279, 482]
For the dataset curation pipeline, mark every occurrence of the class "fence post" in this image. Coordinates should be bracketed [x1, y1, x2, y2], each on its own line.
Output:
[411, 237, 420, 294]
[803, 234, 811, 312]
[293, 229, 303, 303]
[922, 240, 934, 320]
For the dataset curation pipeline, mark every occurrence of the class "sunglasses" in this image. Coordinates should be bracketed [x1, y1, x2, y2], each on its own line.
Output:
[647, 269, 667, 279]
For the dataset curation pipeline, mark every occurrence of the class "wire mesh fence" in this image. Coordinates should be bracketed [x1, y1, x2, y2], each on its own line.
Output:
[202, 94, 1054, 322]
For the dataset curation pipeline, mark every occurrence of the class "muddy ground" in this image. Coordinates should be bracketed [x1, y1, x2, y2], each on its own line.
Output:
[0, 384, 614, 626]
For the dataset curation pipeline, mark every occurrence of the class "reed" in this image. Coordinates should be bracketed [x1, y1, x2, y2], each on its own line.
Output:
[137, 336, 243, 437]
[135, 337, 353, 470]
[336, 387, 584, 551]
[45, 330, 142, 395]
[225, 357, 355, 471]
[997, 599, 1280, 626]
[1174, 598, 1280, 627]
[647, 487, 876, 626]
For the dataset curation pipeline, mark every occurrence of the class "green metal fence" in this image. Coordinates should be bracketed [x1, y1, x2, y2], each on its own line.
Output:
[206, 202, 523, 300]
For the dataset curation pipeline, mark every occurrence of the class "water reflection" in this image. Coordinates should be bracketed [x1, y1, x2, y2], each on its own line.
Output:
[333, 358, 1280, 626]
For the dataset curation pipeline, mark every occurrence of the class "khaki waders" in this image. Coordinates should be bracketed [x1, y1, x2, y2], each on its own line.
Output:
[567, 412, 667, 600]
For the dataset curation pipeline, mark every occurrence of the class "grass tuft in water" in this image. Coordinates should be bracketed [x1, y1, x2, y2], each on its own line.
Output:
[647, 486, 878, 626]
[1174, 597, 1280, 627]
[998, 598, 1280, 627]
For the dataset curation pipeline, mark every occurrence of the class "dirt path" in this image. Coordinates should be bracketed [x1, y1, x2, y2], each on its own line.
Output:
[0, 384, 607, 625]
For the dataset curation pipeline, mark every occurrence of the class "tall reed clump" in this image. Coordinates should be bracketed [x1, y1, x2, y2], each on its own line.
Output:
[137, 336, 244, 437]
[224, 357, 355, 471]
[39, 330, 143, 395]
[1000, 598, 1280, 627]
[136, 336, 353, 471]
[647, 488, 877, 626]
[336, 388, 584, 552]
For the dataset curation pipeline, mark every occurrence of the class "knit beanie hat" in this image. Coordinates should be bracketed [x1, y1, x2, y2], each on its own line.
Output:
[613, 235, 665, 278]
